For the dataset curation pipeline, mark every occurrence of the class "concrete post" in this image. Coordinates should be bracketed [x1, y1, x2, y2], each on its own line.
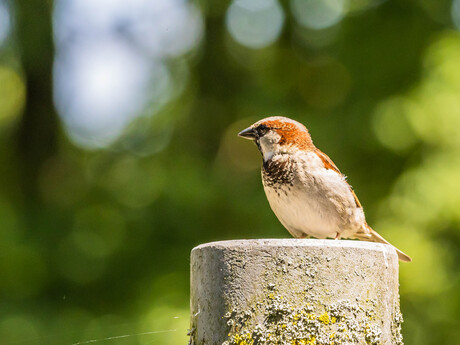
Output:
[189, 239, 404, 345]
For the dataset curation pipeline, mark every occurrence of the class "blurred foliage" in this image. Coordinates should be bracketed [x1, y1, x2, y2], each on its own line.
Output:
[1, 0, 460, 344]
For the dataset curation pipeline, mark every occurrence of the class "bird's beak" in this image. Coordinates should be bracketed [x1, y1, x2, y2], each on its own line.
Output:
[238, 127, 257, 140]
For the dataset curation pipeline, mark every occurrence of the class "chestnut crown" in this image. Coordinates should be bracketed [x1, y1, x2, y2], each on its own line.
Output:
[238, 116, 314, 161]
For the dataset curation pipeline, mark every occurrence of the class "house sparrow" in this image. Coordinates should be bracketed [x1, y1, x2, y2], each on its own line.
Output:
[238, 116, 411, 262]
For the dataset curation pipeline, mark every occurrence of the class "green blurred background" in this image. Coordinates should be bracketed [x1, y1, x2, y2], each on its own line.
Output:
[1, 0, 459, 344]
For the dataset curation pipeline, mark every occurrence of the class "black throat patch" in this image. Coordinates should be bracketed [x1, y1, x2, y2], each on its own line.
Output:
[262, 156, 295, 188]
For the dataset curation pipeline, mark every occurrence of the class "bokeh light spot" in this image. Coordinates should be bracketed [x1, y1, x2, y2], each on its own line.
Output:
[291, 0, 346, 30]
[452, 0, 460, 31]
[53, 0, 202, 150]
[0, 316, 40, 344]
[0, 0, 10, 46]
[128, 0, 204, 58]
[226, 0, 285, 49]
[372, 97, 418, 152]
[54, 0, 203, 59]
[54, 41, 153, 149]
[0, 66, 26, 127]
[402, 32, 460, 148]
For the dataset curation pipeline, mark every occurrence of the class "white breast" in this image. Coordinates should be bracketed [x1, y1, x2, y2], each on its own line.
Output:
[263, 151, 365, 239]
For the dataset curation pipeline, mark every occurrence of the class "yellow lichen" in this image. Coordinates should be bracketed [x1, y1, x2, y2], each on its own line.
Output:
[307, 336, 317, 345]
[232, 333, 254, 345]
[318, 312, 330, 324]
[291, 337, 316, 345]
[331, 316, 337, 324]
[305, 313, 316, 320]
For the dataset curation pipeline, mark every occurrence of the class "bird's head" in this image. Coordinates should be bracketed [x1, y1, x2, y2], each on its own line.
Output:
[238, 116, 314, 161]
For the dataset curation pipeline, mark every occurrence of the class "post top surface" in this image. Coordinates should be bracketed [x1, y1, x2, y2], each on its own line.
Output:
[192, 238, 397, 256]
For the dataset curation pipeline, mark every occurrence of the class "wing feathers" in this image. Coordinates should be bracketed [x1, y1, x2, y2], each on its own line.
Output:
[314, 149, 362, 209]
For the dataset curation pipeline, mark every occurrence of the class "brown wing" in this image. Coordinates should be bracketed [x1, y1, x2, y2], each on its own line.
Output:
[349, 187, 362, 208]
[314, 148, 362, 209]
[314, 148, 341, 173]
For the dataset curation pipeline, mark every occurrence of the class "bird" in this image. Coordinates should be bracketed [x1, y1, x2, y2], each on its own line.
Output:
[238, 116, 411, 262]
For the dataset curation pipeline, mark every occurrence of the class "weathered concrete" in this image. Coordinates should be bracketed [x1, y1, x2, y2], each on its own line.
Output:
[190, 239, 403, 345]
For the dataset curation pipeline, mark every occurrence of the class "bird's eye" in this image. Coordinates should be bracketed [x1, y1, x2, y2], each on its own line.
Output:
[256, 124, 268, 137]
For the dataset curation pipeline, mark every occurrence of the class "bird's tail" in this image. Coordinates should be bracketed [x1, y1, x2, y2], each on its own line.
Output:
[353, 224, 412, 262]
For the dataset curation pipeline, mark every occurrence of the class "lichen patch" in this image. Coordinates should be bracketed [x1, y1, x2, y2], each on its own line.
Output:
[223, 289, 403, 345]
